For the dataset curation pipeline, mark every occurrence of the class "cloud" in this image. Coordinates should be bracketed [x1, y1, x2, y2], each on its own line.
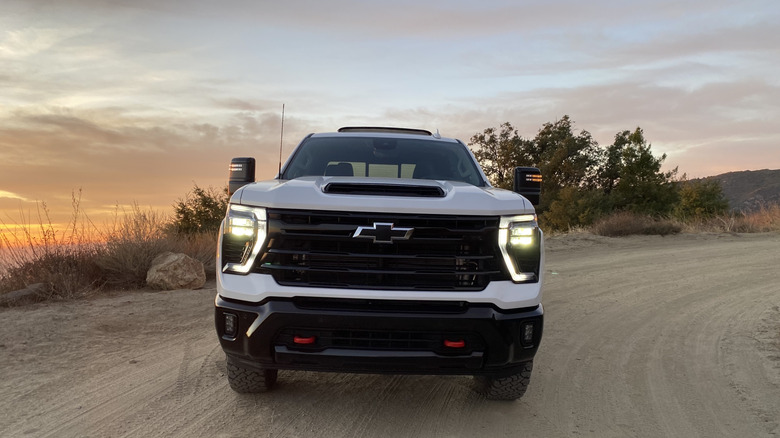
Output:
[1, 0, 778, 230]
[0, 106, 292, 226]
[0, 190, 28, 201]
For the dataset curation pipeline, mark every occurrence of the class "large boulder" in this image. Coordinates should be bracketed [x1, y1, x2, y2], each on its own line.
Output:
[146, 252, 206, 290]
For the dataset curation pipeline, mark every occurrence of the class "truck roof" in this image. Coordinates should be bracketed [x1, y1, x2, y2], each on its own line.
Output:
[310, 127, 458, 143]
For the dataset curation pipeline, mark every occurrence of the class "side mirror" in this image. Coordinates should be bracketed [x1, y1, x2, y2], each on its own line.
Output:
[513, 167, 542, 206]
[228, 157, 256, 196]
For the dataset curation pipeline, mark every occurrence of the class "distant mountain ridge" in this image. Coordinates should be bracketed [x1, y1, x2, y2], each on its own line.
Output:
[703, 169, 780, 212]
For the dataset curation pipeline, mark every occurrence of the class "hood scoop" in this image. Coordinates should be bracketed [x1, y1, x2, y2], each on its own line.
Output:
[323, 182, 446, 197]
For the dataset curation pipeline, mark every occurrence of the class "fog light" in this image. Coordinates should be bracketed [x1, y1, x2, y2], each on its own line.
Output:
[444, 339, 466, 348]
[224, 313, 238, 337]
[294, 336, 316, 345]
[521, 323, 534, 345]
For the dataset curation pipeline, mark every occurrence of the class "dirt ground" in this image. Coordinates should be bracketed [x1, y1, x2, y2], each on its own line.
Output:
[1, 232, 778, 437]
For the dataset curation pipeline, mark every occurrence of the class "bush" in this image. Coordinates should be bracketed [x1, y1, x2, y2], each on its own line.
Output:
[591, 211, 682, 237]
[543, 188, 610, 231]
[170, 185, 228, 234]
[96, 204, 220, 289]
[1, 189, 222, 304]
[94, 204, 173, 289]
[674, 179, 729, 220]
[0, 193, 105, 300]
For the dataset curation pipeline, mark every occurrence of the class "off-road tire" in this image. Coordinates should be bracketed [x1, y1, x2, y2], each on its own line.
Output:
[226, 361, 278, 393]
[475, 361, 533, 401]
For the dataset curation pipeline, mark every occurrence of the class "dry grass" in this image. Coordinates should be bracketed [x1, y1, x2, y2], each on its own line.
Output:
[723, 204, 780, 232]
[0, 192, 104, 300]
[591, 204, 780, 237]
[95, 206, 218, 289]
[591, 211, 683, 237]
[678, 204, 780, 233]
[1, 195, 218, 305]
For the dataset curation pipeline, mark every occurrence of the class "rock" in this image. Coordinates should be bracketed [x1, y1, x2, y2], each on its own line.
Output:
[146, 252, 206, 290]
[0, 283, 48, 306]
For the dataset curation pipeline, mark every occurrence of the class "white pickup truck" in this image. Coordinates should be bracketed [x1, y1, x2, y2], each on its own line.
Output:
[214, 127, 544, 400]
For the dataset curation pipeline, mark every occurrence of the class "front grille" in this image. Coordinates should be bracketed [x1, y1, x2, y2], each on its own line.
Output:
[276, 328, 486, 354]
[254, 210, 509, 291]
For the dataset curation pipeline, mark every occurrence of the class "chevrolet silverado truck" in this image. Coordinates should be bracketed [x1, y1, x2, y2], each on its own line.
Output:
[215, 127, 544, 400]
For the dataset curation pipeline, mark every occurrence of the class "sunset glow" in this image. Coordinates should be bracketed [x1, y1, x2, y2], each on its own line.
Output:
[1, 0, 779, 234]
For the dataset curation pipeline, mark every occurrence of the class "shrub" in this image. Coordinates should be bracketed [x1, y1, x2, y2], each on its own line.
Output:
[591, 211, 682, 237]
[170, 184, 228, 234]
[0, 193, 105, 300]
[94, 204, 173, 289]
[674, 179, 729, 220]
[1, 190, 222, 304]
[726, 204, 780, 233]
[543, 188, 611, 231]
[95, 204, 219, 289]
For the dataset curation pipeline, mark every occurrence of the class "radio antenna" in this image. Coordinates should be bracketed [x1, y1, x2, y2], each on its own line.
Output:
[278, 104, 285, 176]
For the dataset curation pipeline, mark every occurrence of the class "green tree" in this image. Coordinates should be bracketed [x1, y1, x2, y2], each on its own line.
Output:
[529, 116, 600, 212]
[470, 119, 680, 231]
[171, 184, 229, 234]
[601, 128, 679, 216]
[470, 122, 534, 189]
[470, 116, 599, 209]
[674, 179, 729, 219]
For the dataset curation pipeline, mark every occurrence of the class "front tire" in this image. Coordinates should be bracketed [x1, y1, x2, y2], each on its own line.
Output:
[475, 361, 533, 400]
[226, 361, 278, 393]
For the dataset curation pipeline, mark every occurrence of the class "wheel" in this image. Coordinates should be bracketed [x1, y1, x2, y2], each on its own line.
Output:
[226, 360, 278, 393]
[474, 361, 533, 401]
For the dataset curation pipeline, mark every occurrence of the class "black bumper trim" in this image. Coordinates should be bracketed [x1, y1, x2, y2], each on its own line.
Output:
[274, 346, 485, 372]
[215, 296, 542, 377]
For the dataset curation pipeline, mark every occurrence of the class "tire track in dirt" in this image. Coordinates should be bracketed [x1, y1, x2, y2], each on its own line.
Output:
[2, 234, 779, 437]
[536, 233, 780, 437]
[341, 374, 406, 438]
[30, 341, 188, 437]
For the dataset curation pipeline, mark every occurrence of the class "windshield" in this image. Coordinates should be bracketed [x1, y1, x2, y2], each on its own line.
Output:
[281, 136, 485, 186]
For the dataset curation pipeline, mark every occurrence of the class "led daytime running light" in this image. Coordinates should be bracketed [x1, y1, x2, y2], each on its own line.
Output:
[498, 214, 539, 282]
[223, 205, 267, 274]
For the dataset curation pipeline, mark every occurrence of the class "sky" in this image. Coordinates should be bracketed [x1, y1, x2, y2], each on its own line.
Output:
[1, 0, 779, 238]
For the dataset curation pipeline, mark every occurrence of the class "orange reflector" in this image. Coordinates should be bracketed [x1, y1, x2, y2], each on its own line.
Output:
[444, 339, 465, 348]
[293, 336, 316, 345]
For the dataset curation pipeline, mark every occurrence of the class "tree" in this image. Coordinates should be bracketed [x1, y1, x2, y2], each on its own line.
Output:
[171, 184, 229, 234]
[471, 119, 682, 231]
[470, 116, 599, 209]
[470, 122, 534, 190]
[596, 128, 678, 216]
[529, 116, 600, 212]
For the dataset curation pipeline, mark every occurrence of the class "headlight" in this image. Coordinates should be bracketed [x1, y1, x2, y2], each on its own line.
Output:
[498, 214, 540, 282]
[222, 204, 267, 274]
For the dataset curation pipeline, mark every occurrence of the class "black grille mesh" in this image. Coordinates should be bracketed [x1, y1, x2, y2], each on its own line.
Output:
[253, 210, 509, 291]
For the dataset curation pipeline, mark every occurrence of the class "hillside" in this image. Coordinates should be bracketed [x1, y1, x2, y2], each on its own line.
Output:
[705, 169, 780, 212]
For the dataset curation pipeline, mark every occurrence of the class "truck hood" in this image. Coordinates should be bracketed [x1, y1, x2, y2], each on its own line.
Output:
[233, 177, 534, 216]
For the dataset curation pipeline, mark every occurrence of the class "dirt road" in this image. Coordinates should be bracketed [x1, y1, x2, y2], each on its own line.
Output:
[1, 233, 778, 437]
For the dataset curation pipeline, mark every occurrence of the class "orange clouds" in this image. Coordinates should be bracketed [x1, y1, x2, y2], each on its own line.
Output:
[0, 105, 303, 233]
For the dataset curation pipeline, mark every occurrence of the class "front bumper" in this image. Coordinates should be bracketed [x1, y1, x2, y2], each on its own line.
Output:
[215, 296, 543, 377]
